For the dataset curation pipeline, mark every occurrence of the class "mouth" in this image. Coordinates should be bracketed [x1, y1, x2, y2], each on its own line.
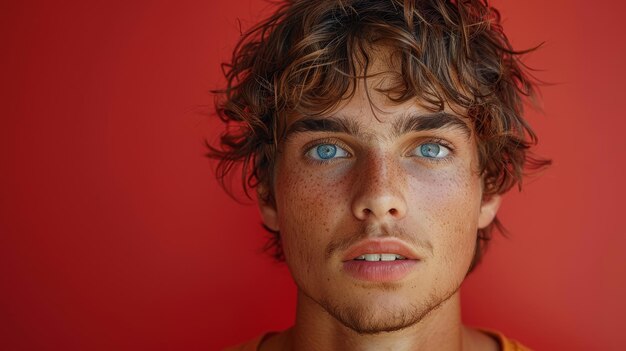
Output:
[341, 239, 420, 282]
[353, 253, 407, 261]
[342, 238, 419, 262]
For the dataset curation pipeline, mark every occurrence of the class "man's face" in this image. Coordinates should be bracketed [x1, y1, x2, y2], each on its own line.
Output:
[259, 65, 501, 334]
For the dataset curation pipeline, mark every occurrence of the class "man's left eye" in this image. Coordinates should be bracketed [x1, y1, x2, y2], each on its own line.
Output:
[414, 143, 450, 159]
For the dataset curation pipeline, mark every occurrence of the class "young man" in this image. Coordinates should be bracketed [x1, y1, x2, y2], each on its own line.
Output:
[210, 0, 548, 350]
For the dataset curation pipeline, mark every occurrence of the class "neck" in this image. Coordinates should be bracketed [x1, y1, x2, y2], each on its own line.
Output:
[285, 289, 466, 351]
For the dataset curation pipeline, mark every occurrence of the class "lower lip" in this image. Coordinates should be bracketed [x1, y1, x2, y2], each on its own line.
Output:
[342, 260, 418, 282]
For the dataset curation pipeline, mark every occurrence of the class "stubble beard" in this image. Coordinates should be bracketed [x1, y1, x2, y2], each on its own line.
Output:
[299, 223, 473, 335]
[316, 282, 462, 335]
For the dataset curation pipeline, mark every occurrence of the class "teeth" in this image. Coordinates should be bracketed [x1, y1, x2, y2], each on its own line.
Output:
[354, 253, 407, 261]
[380, 254, 396, 261]
[364, 254, 380, 261]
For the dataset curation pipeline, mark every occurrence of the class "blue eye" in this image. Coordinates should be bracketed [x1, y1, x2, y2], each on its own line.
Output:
[418, 143, 450, 158]
[317, 144, 337, 159]
[307, 143, 349, 161]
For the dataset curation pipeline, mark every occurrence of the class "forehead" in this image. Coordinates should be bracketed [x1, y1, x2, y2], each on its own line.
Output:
[283, 46, 474, 141]
[283, 75, 474, 144]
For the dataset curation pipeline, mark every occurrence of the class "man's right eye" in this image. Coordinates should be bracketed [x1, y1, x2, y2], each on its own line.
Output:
[306, 143, 350, 161]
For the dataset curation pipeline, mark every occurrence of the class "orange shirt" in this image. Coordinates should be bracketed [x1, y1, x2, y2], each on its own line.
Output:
[224, 330, 532, 351]
[481, 329, 532, 351]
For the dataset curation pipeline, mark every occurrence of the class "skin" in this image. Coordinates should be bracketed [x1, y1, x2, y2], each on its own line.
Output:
[258, 57, 502, 350]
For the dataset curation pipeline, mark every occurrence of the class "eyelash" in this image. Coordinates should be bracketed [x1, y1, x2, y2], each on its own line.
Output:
[303, 138, 352, 165]
[412, 137, 455, 164]
[302, 137, 455, 164]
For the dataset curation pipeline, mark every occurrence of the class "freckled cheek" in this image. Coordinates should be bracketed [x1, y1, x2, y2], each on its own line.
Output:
[408, 169, 481, 250]
[277, 160, 351, 216]
[274, 163, 350, 275]
[410, 167, 478, 207]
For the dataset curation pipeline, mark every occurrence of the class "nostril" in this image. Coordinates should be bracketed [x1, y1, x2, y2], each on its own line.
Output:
[389, 208, 398, 216]
[363, 208, 372, 215]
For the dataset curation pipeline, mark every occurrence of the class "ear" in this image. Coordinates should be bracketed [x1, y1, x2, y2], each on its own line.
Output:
[477, 194, 502, 229]
[257, 186, 280, 232]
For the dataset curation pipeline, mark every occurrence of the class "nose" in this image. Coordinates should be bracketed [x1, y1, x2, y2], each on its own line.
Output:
[351, 153, 407, 221]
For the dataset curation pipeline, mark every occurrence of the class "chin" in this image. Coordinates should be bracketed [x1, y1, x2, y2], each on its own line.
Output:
[318, 284, 461, 335]
[316, 292, 420, 334]
[321, 296, 424, 335]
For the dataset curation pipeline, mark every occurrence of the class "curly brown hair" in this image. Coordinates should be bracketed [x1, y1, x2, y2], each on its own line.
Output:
[208, 0, 550, 270]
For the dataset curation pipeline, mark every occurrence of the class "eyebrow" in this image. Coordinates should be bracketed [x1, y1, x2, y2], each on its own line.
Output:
[392, 112, 471, 138]
[285, 116, 363, 139]
[284, 111, 471, 140]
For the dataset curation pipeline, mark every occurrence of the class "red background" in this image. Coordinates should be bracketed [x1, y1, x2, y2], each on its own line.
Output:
[1, 1, 625, 350]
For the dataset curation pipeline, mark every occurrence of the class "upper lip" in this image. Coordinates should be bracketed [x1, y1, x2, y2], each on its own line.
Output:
[341, 238, 421, 261]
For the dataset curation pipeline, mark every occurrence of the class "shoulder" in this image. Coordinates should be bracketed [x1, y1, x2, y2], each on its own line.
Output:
[223, 330, 291, 351]
[480, 329, 533, 351]
[223, 333, 273, 351]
